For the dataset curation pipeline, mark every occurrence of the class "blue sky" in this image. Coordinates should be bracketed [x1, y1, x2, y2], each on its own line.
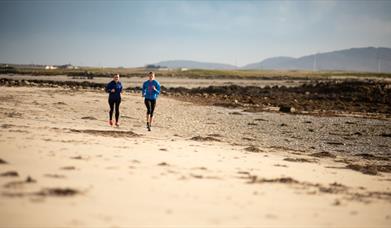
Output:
[1, 0, 391, 67]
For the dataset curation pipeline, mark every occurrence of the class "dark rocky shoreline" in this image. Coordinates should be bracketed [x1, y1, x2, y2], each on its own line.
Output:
[168, 80, 391, 116]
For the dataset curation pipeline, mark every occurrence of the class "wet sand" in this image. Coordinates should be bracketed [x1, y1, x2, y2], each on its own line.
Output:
[0, 86, 391, 227]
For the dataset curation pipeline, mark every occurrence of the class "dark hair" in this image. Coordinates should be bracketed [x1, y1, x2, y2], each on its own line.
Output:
[148, 71, 154, 75]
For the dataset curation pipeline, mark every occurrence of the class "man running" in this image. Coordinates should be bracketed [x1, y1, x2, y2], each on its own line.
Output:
[142, 71, 161, 131]
[105, 74, 123, 127]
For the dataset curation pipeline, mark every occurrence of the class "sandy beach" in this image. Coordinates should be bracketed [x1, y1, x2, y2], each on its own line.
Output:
[0, 85, 390, 227]
[2, 0, 391, 226]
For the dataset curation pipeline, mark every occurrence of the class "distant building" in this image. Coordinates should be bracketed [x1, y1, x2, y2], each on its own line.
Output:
[45, 65, 57, 70]
[158, 67, 169, 71]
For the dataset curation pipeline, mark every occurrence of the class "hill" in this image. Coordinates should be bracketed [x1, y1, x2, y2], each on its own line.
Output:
[243, 47, 391, 72]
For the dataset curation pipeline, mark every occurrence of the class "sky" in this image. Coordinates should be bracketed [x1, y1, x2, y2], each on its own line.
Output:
[1, 0, 391, 67]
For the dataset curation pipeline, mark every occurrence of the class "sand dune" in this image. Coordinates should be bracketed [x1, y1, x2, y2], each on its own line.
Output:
[0, 86, 390, 227]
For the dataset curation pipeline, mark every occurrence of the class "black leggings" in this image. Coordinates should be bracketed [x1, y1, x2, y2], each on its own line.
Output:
[108, 98, 121, 122]
[144, 99, 156, 117]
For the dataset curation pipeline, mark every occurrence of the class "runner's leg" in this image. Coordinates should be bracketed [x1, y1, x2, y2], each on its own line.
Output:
[144, 99, 151, 127]
[108, 99, 115, 123]
[115, 99, 121, 124]
[150, 100, 156, 126]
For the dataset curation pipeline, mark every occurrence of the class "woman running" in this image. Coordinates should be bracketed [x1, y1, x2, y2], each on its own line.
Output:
[105, 74, 123, 127]
[142, 71, 161, 131]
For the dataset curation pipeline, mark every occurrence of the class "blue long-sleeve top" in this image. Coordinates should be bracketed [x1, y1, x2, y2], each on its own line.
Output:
[105, 80, 122, 100]
[142, 80, 160, 100]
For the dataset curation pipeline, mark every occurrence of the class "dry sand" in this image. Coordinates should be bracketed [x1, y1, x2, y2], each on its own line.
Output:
[0, 86, 390, 227]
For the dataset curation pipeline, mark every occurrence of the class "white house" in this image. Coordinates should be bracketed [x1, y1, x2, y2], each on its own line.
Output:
[45, 65, 57, 70]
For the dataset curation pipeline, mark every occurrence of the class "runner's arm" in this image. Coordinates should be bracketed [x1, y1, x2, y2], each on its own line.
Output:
[154, 81, 161, 95]
[141, 82, 146, 97]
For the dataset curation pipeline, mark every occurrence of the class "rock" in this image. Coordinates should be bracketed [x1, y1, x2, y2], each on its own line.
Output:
[229, 112, 242, 115]
[279, 105, 292, 113]
[310, 151, 336, 158]
[244, 146, 264, 153]
[81, 116, 97, 120]
[26, 176, 36, 183]
[0, 171, 18, 177]
[346, 164, 378, 175]
[158, 162, 169, 166]
[380, 133, 391, 138]
[190, 136, 221, 142]
[37, 188, 79, 197]
[283, 157, 316, 163]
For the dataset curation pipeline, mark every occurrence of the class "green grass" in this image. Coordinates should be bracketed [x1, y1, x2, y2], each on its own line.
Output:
[1, 65, 391, 79]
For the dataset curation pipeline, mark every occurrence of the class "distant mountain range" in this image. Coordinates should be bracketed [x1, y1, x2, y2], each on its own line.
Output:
[243, 47, 391, 72]
[154, 47, 391, 73]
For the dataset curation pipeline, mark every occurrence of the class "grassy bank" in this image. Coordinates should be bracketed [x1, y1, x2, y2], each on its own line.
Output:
[1, 65, 391, 79]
